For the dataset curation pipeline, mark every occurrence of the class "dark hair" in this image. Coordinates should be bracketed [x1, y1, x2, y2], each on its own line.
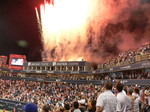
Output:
[59, 107, 64, 112]
[88, 100, 96, 112]
[42, 105, 50, 112]
[116, 82, 124, 92]
[134, 87, 140, 94]
[91, 100, 96, 108]
[105, 81, 113, 90]
[123, 86, 127, 94]
[64, 104, 70, 110]
[73, 101, 79, 109]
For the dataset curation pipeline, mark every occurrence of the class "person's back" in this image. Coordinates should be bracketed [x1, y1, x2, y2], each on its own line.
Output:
[97, 90, 117, 112]
[116, 92, 127, 112]
[127, 88, 135, 112]
[96, 81, 117, 112]
[125, 95, 132, 112]
[116, 83, 127, 112]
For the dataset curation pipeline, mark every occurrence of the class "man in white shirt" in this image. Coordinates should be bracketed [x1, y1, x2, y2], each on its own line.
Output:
[96, 81, 117, 112]
[116, 82, 127, 112]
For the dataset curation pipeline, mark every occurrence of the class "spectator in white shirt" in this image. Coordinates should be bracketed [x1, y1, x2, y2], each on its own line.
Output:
[116, 82, 127, 112]
[96, 81, 117, 112]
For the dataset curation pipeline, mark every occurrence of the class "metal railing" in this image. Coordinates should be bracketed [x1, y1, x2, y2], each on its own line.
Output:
[0, 99, 26, 112]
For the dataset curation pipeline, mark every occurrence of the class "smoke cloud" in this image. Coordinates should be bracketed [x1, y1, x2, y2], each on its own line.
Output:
[38, 0, 150, 63]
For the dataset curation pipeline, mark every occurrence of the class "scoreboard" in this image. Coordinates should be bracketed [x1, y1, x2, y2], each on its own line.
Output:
[9, 54, 26, 70]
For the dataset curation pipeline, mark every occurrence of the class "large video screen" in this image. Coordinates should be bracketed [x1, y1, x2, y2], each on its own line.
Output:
[11, 58, 24, 66]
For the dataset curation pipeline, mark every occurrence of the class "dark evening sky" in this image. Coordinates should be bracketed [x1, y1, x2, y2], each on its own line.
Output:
[0, 0, 43, 61]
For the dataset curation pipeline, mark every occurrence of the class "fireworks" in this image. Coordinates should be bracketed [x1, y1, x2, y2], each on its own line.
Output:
[36, 0, 150, 63]
[36, 0, 92, 61]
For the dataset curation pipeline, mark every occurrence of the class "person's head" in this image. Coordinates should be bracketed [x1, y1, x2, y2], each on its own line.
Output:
[73, 101, 79, 109]
[116, 82, 124, 92]
[91, 100, 96, 108]
[42, 104, 50, 112]
[127, 88, 133, 95]
[22, 103, 38, 112]
[104, 81, 113, 90]
[64, 103, 70, 110]
[59, 107, 64, 112]
[134, 87, 140, 94]
[88, 99, 96, 109]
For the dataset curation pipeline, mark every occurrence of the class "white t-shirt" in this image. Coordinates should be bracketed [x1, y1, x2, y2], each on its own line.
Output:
[96, 90, 117, 112]
[73, 109, 81, 112]
[122, 90, 126, 95]
[116, 92, 127, 112]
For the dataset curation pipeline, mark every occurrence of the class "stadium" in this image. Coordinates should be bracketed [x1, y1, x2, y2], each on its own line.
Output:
[0, 43, 149, 112]
[0, 0, 150, 112]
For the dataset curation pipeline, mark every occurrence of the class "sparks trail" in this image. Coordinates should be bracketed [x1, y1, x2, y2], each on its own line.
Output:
[36, 0, 150, 63]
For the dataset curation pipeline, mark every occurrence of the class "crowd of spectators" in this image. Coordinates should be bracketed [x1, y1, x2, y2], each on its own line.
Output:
[0, 79, 150, 112]
[99, 43, 150, 69]
[114, 71, 150, 79]
[0, 72, 18, 77]
[0, 79, 101, 112]
[25, 74, 112, 81]
[0, 72, 112, 81]
[1, 71, 150, 81]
